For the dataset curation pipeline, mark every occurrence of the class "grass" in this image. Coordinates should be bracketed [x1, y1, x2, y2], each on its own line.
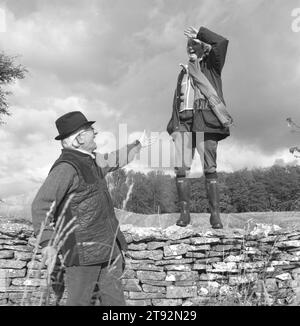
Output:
[115, 210, 300, 230]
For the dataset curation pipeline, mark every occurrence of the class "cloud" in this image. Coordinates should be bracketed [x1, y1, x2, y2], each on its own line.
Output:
[1, 0, 300, 198]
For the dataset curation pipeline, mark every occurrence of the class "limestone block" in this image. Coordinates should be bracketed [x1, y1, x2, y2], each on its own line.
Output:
[0, 259, 26, 269]
[224, 255, 246, 263]
[162, 225, 195, 241]
[152, 299, 182, 306]
[259, 236, 282, 243]
[166, 286, 197, 299]
[165, 271, 199, 282]
[169, 238, 191, 245]
[185, 252, 206, 259]
[0, 240, 28, 245]
[163, 244, 191, 257]
[155, 258, 194, 266]
[221, 239, 243, 244]
[239, 262, 266, 270]
[0, 268, 26, 278]
[198, 287, 209, 296]
[0, 223, 33, 238]
[0, 293, 8, 300]
[14, 252, 33, 261]
[277, 240, 300, 248]
[141, 280, 172, 287]
[163, 255, 183, 260]
[12, 278, 47, 287]
[126, 299, 151, 306]
[1, 245, 32, 253]
[192, 264, 207, 271]
[127, 250, 163, 261]
[147, 242, 165, 250]
[206, 251, 226, 257]
[0, 251, 14, 259]
[270, 261, 290, 267]
[190, 237, 220, 245]
[27, 261, 44, 269]
[129, 292, 165, 300]
[129, 263, 163, 272]
[211, 262, 238, 272]
[127, 243, 147, 251]
[121, 226, 166, 242]
[136, 271, 166, 281]
[196, 257, 222, 264]
[199, 273, 226, 281]
[211, 244, 242, 252]
[182, 297, 210, 306]
[276, 273, 292, 281]
[265, 278, 278, 292]
[229, 274, 258, 285]
[188, 245, 211, 252]
[164, 265, 191, 272]
[142, 284, 166, 294]
[174, 281, 197, 287]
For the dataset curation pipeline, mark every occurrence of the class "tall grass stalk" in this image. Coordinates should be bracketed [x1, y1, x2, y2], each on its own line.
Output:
[21, 201, 55, 306]
[22, 195, 78, 306]
[107, 178, 134, 273]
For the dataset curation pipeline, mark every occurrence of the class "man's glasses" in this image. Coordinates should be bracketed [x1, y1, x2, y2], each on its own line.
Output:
[78, 127, 98, 136]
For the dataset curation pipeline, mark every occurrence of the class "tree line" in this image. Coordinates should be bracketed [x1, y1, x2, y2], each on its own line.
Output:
[106, 164, 300, 214]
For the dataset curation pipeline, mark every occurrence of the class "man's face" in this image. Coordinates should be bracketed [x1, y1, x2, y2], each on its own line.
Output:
[77, 126, 98, 152]
[186, 39, 204, 62]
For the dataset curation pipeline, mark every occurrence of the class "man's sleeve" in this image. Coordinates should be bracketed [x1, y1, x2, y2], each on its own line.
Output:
[31, 163, 78, 247]
[197, 26, 229, 75]
[95, 141, 142, 176]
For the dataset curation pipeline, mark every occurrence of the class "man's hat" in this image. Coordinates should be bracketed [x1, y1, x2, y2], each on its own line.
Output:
[54, 111, 95, 140]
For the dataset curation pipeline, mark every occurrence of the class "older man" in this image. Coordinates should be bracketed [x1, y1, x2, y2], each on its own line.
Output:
[32, 111, 153, 306]
[167, 26, 233, 228]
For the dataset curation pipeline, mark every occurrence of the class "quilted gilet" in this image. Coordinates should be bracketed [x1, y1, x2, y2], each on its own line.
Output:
[49, 149, 127, 267]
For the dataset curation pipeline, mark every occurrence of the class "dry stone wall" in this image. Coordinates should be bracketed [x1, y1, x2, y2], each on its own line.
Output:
[0, 221, 300, 306]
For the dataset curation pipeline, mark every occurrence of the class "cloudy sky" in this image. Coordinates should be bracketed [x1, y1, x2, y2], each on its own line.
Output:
[1, 0, 300, 201]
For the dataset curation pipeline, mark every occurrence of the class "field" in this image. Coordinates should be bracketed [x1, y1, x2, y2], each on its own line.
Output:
[115, 209, 300, 230]
[1, 196, 300, 230]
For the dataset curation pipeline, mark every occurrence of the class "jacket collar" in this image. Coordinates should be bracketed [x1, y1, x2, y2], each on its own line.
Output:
[62, 148, 96, 160]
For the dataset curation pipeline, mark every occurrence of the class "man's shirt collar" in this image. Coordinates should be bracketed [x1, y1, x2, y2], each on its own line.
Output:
[73, 148, 96, 159]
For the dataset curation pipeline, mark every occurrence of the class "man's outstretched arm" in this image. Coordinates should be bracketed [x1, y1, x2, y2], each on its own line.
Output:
[95, 131, 157, 176]
[95, 140, 142, 176]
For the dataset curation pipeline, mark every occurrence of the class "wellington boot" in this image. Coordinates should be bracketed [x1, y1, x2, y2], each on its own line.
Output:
[205, 179, 223, 229]
[176, 201, 191, 227]
[176, 178, 191, 227]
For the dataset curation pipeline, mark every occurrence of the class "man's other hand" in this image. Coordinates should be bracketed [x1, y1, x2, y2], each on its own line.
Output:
[138, 130, 157, 148]
[184, 26, 200, 40]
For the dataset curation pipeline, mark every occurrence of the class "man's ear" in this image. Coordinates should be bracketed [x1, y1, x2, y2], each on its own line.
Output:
[73, 134, 84, 148]
[202, 42, 212, 56]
